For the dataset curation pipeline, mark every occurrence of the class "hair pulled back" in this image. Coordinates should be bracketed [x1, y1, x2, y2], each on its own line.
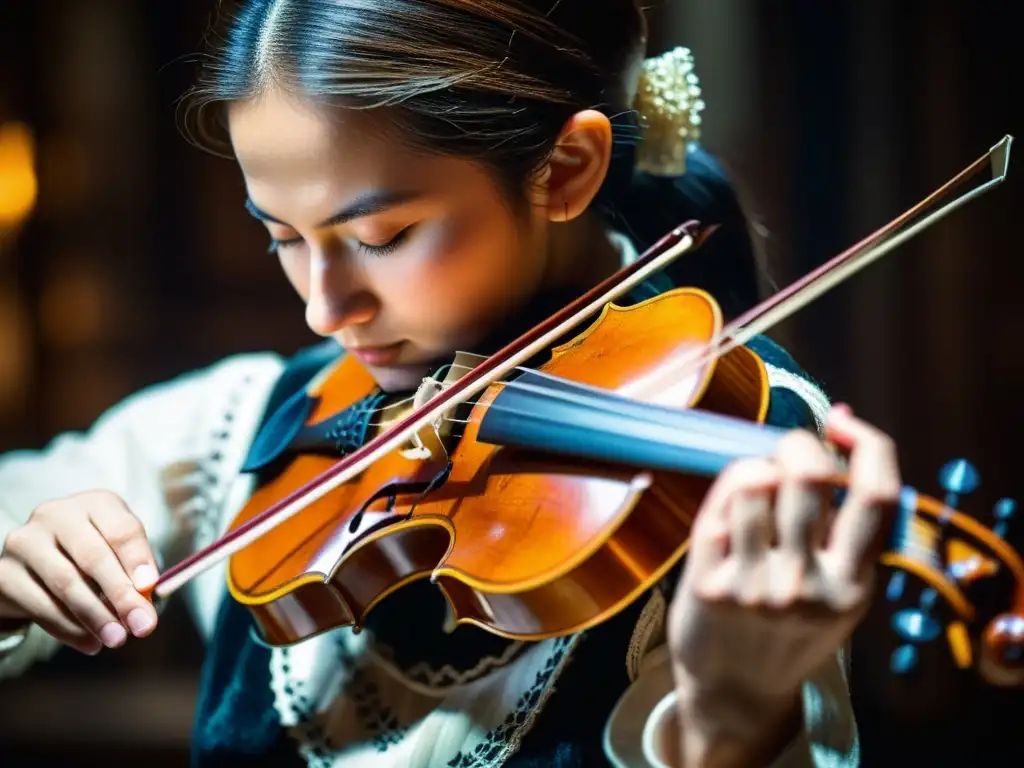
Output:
[184, 0, 762, 317]
[186, 0, 647, 197]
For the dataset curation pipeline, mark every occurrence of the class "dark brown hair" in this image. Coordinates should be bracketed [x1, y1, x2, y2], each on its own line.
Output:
[184, 0, 647, 197]
[182, 0, 763, 316]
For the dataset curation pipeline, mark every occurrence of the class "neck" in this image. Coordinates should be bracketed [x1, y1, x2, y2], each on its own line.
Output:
[543, 212, 623, 293]
[454, 212, 625, 363]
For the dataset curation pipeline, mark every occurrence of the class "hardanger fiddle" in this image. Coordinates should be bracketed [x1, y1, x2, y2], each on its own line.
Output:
[146, 135, 1024, 688]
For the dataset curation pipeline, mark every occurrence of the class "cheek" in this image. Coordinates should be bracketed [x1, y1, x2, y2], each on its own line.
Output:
[385, 208, 545, 335]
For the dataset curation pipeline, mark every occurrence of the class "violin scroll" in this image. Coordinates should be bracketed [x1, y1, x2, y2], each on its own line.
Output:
[980, 613, 1024, 686]
[980, 497, 1024, 686]
[881, 458, 1024, 686]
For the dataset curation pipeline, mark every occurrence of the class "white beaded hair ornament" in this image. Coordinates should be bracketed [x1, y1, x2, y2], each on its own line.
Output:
[633, 46, 705, 177]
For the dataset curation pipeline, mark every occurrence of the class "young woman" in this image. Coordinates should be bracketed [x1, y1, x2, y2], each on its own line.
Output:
[0, 2, 898, 765]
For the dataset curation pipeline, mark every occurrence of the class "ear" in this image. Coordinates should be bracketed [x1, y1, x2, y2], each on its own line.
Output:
[530, 110, 613, 222]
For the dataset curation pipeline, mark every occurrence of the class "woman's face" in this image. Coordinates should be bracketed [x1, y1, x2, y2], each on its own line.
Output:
[228, 89, 557, 392]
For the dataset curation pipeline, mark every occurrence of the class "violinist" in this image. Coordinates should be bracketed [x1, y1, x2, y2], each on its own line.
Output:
[0, 2, 900, 766]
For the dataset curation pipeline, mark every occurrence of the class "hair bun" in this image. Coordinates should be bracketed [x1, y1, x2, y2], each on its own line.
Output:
[633, 46, 704, 177]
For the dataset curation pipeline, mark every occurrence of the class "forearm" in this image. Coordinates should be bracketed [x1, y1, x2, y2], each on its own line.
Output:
[670, 681, 803, 767]
[623, 648, 859, 768]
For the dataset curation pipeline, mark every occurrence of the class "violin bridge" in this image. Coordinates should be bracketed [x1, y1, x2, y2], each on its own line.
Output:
[399, 424, 447, 461]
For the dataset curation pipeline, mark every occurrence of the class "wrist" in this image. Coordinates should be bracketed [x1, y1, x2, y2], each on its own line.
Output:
[671, 677, 803, 767]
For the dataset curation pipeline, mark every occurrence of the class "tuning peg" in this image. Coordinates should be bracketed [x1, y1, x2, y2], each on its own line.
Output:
[885, 488, 920, 603]
[888, 584, 944, 674]
[891, 644, 918, 674]
[890, 600, 942, 674]
[938, 458, 980, 509]
[993, 497, 1016, 539]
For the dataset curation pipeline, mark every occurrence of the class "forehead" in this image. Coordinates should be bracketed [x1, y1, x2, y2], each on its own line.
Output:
[226, 89, 489, 213]
[228, 89, 409, 179]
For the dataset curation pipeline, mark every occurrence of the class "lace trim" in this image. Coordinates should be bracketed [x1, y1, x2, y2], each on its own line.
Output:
[764, 362, 831, 434]
[158, 371, 261, 548]
[270, 630, 584, 767]
[366, 636, 528, 696]
[445, 634, 579, 768]
[625, 588, 667, 683]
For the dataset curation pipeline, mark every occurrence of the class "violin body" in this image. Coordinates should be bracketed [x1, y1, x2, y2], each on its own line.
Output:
[226, 287, 771, 644]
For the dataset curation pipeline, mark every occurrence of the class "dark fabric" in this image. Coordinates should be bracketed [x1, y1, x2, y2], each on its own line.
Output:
[603, 144, 763, 321]
[191, 343, 335, 768]
[191, 594, 305, 768]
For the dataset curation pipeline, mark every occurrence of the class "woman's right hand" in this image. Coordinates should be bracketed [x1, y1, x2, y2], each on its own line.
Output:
[0, 491, 160, 655]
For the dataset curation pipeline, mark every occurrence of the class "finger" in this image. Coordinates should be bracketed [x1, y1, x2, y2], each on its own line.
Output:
[773, 429, 836, 559]
[21, 530, 128, 649]
[689, 459, 777, 576]
[825, 407, 901, 580]
[0, 559, 101, 656]
[725, 459, 779, 566]
[730, 486, 774, 567]
[86, 495, 160, 591]
[54, 518, 157, 640]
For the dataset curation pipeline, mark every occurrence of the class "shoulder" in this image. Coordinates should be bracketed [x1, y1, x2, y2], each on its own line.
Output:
[670, 145, 745, 219]
[747, 335, 831, 434]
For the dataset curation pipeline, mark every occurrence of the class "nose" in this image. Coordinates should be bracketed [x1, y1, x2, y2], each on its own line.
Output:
[304, 249, 379, 337]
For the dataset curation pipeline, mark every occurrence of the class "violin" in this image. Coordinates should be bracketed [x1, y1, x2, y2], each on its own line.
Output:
[147, 135, 1024, 687]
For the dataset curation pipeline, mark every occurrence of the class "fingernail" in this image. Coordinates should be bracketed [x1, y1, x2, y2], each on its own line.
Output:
[132, 564, 158, 590]
[127, 608, 155, 636]
[99, 622, 127, 648]
[832, 402, 853, 415]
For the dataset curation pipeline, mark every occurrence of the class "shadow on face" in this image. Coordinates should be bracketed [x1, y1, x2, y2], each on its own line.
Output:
[227, 88, 554, 392]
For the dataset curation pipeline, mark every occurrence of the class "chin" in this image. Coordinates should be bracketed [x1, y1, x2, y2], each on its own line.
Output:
[366, 364, 433, 394]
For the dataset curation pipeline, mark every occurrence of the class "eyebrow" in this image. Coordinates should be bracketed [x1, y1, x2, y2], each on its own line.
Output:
[244, 190, 422, 229]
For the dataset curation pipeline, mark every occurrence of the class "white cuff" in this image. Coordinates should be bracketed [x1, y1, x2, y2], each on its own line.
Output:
[604, 646, 858, 768]
[640, 690, 816, 768]
[640, 690, 679, 767]
[0, 623, 29, 655]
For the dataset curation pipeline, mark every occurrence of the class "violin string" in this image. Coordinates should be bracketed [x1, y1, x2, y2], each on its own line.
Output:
[440, 401, 765, 458]
[360, 371, 773, 460]
[357, 339, 717, 428]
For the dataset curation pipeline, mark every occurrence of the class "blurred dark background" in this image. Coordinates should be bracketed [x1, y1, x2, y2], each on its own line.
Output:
[1, 0, 1021, 765]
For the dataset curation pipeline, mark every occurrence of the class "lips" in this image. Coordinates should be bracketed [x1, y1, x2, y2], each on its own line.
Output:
[347, 341, 404, 366]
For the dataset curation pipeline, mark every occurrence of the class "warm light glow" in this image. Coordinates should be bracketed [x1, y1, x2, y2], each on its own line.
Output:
[39, 264, 109, 347]
[0, 288, 32, 412]
[0, 122, 38, 230]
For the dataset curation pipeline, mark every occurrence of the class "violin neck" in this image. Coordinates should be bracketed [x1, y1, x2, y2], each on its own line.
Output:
[475, 370, 785, 476]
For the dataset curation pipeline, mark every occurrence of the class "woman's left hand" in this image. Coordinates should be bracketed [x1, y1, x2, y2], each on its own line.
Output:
[665, 403, 901, 764]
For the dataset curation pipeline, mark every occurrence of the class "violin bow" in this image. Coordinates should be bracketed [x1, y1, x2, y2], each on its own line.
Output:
[716, 135, 1013, 353]
[150, 134, 1013, 600]
[152, 223, 709, 598]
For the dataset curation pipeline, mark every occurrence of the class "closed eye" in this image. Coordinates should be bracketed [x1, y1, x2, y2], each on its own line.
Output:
[268, 226, 413, 257]
[267, 236, 303, 253]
